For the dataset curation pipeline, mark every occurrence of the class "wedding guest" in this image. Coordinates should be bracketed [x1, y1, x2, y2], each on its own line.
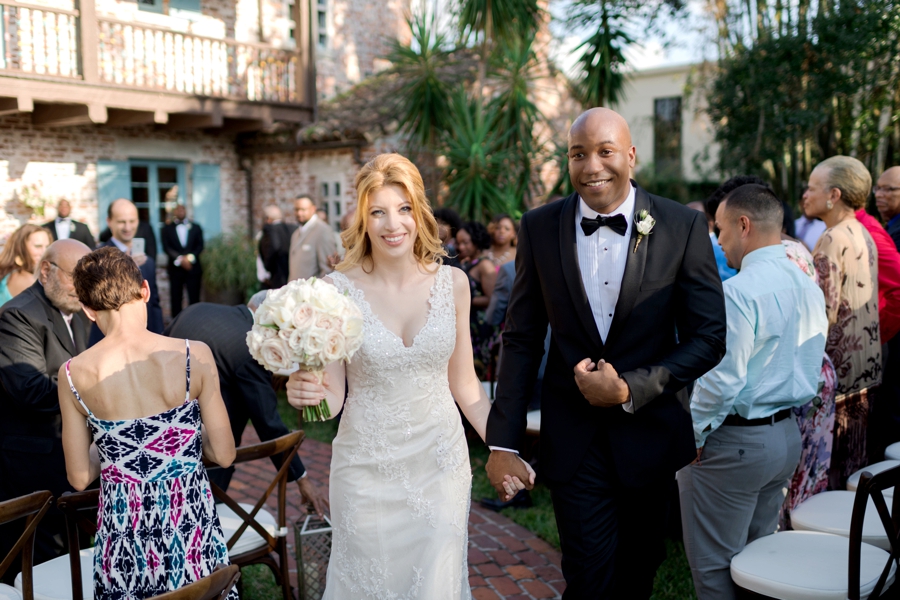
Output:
[803, 155, 881, 489]
[486, 214, 517, 272]
[678, 184, 827, 599]
[0, 239, 91, 569]
[434, 208, 463, 268]
[99, 199, 163, 334]
[0, 224, 52, 306]
[164, 293, 328, 516]
[795, 201, 827, 251]
[43, 200, 95, 248]
[59, 247, 236, 598]
[99, 218, 158, 257]
[875, 166, 900, 248]
[875, 166, 900, 462]
[486, 260, 515, 327]
[288, 196, 337, 282]
[259, 205, 297, 289]
[457, 221, 497, 380]
[688, 200, 735, 281]
[161, 204, 204, 318]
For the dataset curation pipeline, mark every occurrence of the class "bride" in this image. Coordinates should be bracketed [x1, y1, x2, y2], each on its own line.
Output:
[286, 153, 533, 598]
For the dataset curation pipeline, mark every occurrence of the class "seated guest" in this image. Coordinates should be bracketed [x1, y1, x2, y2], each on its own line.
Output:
[0, 224, 52, 307]
[164, 292, 328, 516]
[0, 239, 91, 570]
[485, 260, 515, 327]
[433, 208, 463, 269]
[804, 156, 881, 489]
[677, 184, 827, 599]
[457, 221, 497, 380]
[59, 247, 236, 599]
[43, 200, 96, 248]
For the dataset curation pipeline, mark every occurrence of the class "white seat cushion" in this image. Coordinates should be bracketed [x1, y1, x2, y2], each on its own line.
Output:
[217, 502, 279, 557]
[731, 531, 895, 600]
[791, 491, 890, 551]
[16, 548, 93, 600]
[525, 410, 540, 435]
[885, 442, 900, 461]
[847, 460, 900, 496]
[0, 583, 22, 600]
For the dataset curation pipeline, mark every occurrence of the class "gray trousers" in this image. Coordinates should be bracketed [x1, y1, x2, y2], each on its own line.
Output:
[676, 416, 801, 600]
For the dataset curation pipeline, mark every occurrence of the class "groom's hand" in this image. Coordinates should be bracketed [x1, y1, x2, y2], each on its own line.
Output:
[486, 451, 534, 501]
[574, 358, 630, 407]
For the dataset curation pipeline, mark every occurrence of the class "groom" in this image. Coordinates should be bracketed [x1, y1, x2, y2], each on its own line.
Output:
[486, 108, 727, 598]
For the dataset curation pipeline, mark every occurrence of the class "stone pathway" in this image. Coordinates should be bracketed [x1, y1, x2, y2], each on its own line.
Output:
[230, 425, 566, 599]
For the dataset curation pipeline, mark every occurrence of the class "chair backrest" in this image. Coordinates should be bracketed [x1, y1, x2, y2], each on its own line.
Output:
[56, 490, 100, 600]
[849, 464, 900, 599]
[0, 491, 53, 600]
[147, 565, 240, 600]
[203, 430, 304, 554]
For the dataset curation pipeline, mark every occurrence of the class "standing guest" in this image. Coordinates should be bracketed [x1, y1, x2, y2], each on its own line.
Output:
[688, 200, 736, 281]
[258, 205, 297, 289]
[99, 218, 158, 258]
[101, 199, 163, 334]
[486, 260, 516, 327]
[803, 155, 881, 489]
[0, 239, 91, 569]
[0, 224, 52, 306]
[164, 293, 328, 516]
[486, 108, 726, 598]
[59, 247, 236, 599]
[161, 204, 204, 318]
[876, 166, 900, 248]
[434, 208, 464, 268]
[795, 202, 827, 251]
[457, 221, 497, 380]
[288, 196, 337, 282]
[875, 166, 900, 462]
[678, 184, 827, 600]
[44, 200, 95, 248]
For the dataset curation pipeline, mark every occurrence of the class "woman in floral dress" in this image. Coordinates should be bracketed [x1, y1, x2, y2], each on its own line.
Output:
[60, 247, 237, 599]
[456, 221, 499, 380]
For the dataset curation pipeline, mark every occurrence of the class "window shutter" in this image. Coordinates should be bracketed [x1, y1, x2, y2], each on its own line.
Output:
[169, 0, 201, 12]
[97, 161, 131, 233]
[191, 163, 221, 238]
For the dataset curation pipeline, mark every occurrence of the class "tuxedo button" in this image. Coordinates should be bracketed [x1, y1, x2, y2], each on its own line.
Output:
[604, 281, 608, 285]
[608, 313, 612, 317]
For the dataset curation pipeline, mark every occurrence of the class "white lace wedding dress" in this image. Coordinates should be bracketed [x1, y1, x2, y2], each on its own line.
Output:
[325, 266, 472, 599]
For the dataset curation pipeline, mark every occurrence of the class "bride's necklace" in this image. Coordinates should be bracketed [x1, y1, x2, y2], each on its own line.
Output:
[487, 248, 511, 266]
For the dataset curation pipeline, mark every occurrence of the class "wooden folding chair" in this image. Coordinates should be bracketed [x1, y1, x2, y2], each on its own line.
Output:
[203, 430, 304, 600]
[147, 565, 240, 600]
[0, 490, 52, 600]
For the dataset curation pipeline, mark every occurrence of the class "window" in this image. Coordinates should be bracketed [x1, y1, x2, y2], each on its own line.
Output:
[129, 161, 186, 243]
[138, 0, 201, 15]
[136, 0, 164, 13]
[320, 181, 343, 230]
[653, 97, 682, 178]
[317, 0, 329, 49]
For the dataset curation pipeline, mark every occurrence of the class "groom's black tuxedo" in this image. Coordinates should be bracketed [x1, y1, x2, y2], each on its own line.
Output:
[487, 184, 726, 597]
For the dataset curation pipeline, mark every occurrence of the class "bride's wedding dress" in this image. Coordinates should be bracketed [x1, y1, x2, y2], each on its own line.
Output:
[325, 266, 472, 599]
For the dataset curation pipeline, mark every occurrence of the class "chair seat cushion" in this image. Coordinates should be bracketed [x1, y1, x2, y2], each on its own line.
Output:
[525, 411, 540, 435]
[731, 531, 895, 600]
[847, 461, 900, 496]
[791, 491, 890, 550]
[15, 548, 93, 600]
[0, 583, 21, 600]
[885, 442, 900, 461]
[217, 502, 279, 557]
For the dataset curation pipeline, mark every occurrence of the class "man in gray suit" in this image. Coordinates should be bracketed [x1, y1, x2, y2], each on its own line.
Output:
[288, 196, 337, 282]
[486, 260, 516, 327]
[876, 166, 900, 249]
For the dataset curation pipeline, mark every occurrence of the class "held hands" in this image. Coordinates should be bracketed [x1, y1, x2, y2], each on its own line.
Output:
[485, 451, 536, 502]
[286, 370, 330, 409]
[573, 358, 630, 407]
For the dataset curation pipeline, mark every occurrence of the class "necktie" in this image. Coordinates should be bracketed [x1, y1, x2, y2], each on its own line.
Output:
[580, 213, 628, 236]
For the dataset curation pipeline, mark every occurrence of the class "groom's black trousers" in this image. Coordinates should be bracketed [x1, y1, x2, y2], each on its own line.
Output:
[549, 427, 670, 599]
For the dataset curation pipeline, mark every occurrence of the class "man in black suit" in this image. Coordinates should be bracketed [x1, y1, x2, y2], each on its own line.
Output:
[0, 239, 92, 570]
[161, 204, 204, 318]
[258, 205, 296, 289]
[43, 199, 96, 248]
[485, 108, 726, 598]
[100, 199, 163, 333]
[164, 295, 328, 515]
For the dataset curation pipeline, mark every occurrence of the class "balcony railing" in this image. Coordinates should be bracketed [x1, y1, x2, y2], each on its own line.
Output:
[0, 0, 302, 104]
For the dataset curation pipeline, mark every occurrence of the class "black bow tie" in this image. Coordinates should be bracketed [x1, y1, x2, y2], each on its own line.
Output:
[580, 213, 628, 236]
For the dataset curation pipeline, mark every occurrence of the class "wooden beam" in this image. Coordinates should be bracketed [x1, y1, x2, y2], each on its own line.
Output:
[32, 103, 107, 127]
[78, 0, 99, 83]
[105, 108, 168, 127]
[220, 118, 269, 133]
[0, 96, 32, 116]
[163, 111, 224, 130]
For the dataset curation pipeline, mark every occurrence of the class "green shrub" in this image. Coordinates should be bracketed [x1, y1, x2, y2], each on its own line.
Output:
[201, 231, 260, 301]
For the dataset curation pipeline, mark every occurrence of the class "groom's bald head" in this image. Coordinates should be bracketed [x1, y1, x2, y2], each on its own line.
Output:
[567, 108, 636, 214]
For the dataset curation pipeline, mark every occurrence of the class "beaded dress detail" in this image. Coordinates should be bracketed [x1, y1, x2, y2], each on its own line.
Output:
[326, 266, 472, 599]
[64, 340, 235, 600]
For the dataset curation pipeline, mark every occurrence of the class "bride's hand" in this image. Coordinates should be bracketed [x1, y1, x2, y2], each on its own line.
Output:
[501, 458, 537, 498]
[286, 371, 329, 409]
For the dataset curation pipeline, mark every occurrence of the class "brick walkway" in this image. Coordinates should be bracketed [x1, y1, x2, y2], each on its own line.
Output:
[230, 425, 566, 599]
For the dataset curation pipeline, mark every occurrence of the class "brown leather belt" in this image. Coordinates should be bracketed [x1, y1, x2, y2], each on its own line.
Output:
[722, 408, 792, 427]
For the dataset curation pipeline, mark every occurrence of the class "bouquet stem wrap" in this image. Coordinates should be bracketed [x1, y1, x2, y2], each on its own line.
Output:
[302, 371, 332, 423]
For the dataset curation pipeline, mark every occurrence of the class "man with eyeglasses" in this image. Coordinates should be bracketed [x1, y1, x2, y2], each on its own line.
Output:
[875, 167, 900, 250]
[0, 239, 92, 576]
[875, 166, 900, 459]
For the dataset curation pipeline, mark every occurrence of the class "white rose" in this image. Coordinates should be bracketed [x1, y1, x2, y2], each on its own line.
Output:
[254, 302, 277, 327]
[271, 295, 298, 330]
[315, 314, 341, 332]
[341, 313, 364, 342]
[305, 326, 328, 355]
[288, 328, 307, 354]
[636, 215, 656, 236]
[323, 330, 346, 362]
[292, 304, 316, 331]
[259, 337, 293, 371]
[312, 284, 344, 316]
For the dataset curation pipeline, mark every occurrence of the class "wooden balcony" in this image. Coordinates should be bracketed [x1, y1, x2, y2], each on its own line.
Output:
[0, 0, 315, 130]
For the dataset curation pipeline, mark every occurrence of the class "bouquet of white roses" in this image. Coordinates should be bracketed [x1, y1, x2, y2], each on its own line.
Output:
[246, 277, 364, 421]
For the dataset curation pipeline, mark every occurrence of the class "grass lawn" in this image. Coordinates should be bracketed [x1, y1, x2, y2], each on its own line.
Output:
[241, 394, 697, 599]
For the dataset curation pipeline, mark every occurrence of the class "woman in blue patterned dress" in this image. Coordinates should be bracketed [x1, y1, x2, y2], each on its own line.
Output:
[59, 246, 236, 599]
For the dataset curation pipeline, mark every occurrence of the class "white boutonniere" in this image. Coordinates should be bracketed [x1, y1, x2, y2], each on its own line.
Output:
[633, 210, 655, 253]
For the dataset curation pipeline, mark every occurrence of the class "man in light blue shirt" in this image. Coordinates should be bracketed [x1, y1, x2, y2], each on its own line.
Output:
[677, 184, 828, 600]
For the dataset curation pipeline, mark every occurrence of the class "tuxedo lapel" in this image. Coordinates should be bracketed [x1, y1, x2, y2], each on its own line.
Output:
[558, 193, 605, 351]
[605, 184, 651, 350]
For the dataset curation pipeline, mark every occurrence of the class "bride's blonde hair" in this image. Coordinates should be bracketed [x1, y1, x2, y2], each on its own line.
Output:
[337, 154, 446, 272]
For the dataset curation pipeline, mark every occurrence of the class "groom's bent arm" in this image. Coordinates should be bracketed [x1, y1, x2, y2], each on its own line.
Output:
[486, 215, 549, 451]
[619, 211, 727, 412]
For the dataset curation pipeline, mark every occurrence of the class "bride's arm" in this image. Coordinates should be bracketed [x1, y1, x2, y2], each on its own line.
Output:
[285, 359, 346, 419]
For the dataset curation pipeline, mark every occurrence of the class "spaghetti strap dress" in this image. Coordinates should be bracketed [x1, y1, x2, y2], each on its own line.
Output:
[65, 340, 236, 600]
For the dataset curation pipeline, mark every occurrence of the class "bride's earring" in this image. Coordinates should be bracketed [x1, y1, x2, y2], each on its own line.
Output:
[826, 200, 834, 210]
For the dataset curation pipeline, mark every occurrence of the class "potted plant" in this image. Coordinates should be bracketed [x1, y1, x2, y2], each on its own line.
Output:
[201, 231, 260, 305]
